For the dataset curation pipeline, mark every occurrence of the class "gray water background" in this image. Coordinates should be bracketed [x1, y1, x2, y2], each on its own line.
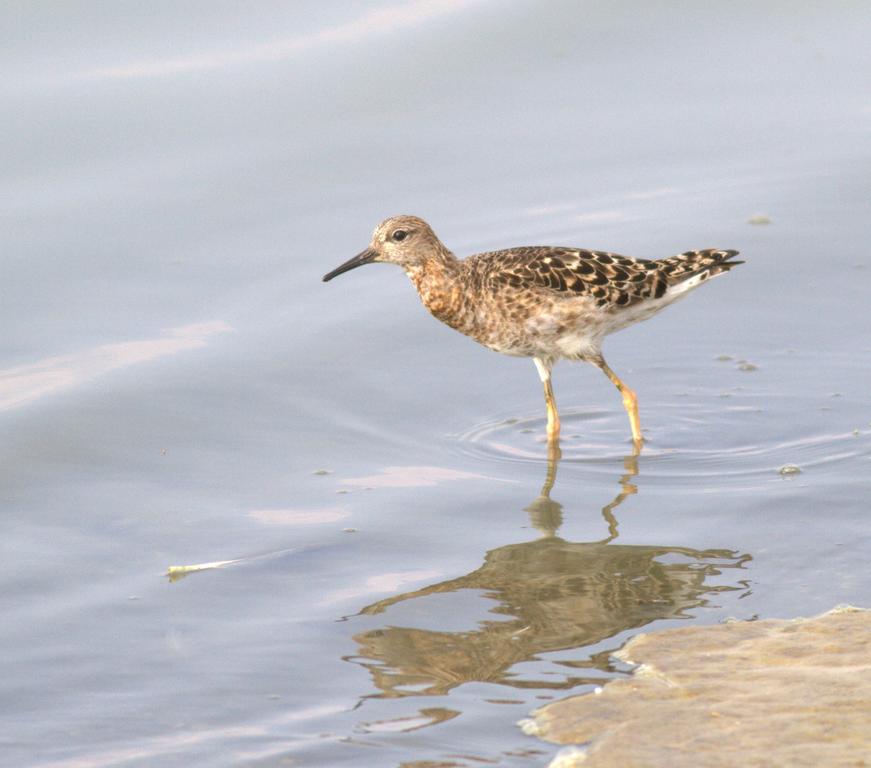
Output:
[2, 2, 870, 766]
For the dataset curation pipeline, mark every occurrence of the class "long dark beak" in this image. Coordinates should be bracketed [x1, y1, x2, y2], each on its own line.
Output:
[322, 248, 378, 282]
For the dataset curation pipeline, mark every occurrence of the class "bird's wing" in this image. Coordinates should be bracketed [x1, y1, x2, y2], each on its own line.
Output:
[474, 246, 741, 309]
[475, 246, 665, 309]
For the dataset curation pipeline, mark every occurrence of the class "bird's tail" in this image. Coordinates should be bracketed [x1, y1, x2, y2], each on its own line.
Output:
[657, 249, 743, 297]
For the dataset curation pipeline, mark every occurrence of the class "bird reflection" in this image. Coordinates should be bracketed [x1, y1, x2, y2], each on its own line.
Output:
[347, 447, 751, 697]
[524, 443, 636, 540]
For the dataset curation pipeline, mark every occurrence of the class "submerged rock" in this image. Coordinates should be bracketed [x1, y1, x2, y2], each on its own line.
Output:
[526, 606, 871, 767]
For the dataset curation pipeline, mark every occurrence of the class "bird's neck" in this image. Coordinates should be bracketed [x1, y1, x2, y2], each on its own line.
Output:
[405, 251, 471, 332]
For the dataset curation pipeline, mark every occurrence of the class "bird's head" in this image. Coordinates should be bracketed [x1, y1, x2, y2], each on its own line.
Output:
[322, 215, 444, 282]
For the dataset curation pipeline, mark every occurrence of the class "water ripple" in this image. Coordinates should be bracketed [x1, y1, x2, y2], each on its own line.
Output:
[453, 405, 870, 484]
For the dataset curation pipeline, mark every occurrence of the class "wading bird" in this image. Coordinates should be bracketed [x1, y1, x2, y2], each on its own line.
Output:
[323, 216, 741, 447]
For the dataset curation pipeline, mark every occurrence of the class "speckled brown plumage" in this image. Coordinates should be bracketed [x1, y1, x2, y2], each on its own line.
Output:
[482, 245, 740, 307]
[323, 215, 743, 447]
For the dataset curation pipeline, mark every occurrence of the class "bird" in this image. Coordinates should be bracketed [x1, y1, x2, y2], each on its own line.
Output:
[323, 215, 742, 448]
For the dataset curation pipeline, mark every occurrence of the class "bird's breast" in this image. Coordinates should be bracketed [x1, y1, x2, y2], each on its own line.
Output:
[416, 283, 467, 329]
[412, 269, 609, 359]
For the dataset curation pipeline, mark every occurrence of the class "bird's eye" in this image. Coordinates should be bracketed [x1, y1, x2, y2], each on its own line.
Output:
[392, 229, 408, 242]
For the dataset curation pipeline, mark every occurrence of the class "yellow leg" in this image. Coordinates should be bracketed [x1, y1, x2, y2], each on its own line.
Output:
[543, 376, 561, 442]
[533, 358, 560, 444]
[595, 358, 643, 447]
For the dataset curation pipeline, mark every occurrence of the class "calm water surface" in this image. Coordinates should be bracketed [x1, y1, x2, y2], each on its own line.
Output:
[2, 2, 870, 766]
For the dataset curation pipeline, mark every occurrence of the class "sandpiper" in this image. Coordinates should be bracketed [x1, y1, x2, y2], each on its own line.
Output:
[323, 216, 741, 447]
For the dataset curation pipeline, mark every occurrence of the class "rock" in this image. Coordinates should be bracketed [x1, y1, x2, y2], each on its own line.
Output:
[528, 606, 871, 767]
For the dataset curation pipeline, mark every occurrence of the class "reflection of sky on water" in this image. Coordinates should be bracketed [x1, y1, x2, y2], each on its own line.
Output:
[340, 465, 501, 488]
[323, 569, 445, 607]
[34, 702, 347, 768]
[0, 321, 231, 411]
[247, 506, 349, 526]
[79, 0, 482, 81]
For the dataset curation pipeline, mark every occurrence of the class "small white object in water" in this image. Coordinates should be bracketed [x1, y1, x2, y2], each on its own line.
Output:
[779, 464, 802, 476]
[747, 214, 771, 225]
[517, 717, 540, 736]
[166, 559, 241, 580]
[548, 746, 588, 767]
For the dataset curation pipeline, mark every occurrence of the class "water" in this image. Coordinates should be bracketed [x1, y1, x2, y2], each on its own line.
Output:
[2, 2, 870, 766]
